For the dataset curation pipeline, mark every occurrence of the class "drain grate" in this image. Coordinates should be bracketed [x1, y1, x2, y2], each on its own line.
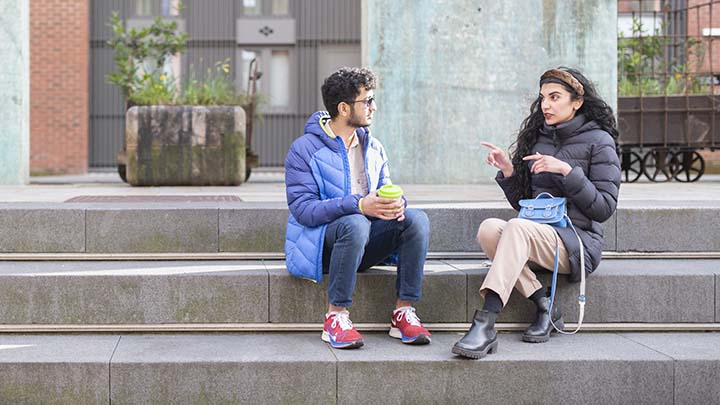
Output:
[64, 195, 243, 203]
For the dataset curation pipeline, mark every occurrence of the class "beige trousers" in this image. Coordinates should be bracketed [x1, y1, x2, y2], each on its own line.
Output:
[477, 218, 571, 306]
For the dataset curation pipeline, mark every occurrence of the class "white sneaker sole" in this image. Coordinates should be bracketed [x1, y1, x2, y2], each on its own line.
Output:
[321, 330, 364, 349]
[389, 327, 431, 345]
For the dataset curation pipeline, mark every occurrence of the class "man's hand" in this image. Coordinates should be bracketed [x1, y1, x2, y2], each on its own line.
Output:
[360, 193, 405, 221]
[480, 142, 513, 178]
[522, 152, 572, 176]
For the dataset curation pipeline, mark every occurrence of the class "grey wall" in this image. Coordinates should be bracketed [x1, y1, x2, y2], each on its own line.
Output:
[365, 0, 618, 184]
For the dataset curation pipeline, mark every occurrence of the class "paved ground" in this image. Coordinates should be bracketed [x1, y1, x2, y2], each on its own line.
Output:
[2, 168, 719, 202]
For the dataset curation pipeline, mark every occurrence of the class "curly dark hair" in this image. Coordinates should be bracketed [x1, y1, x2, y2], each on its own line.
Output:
[321, 67, 377, 118]
[510, 67, 619, 199]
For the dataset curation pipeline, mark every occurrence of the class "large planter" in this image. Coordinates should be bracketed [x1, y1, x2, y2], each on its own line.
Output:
[618, 95, 719, 147]
[126, 105, 246, 186]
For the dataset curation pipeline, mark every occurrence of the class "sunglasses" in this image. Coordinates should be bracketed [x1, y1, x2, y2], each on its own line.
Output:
[347, 96, 376, 108]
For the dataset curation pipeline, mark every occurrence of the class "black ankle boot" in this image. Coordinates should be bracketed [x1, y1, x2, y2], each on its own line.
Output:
[522, 296, 563, 343]
[452, 310, 498, 359]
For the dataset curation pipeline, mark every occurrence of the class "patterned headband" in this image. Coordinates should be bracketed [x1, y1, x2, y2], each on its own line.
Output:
[540, 69, 585, 96]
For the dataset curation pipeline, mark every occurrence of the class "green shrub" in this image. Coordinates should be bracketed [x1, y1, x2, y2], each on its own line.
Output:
[182, 60, 240, 105]
[618, 17, 707, 96]
[128, 72, 178, 106]
[106, 12, 187, 105]
[106, 7, 262, 110]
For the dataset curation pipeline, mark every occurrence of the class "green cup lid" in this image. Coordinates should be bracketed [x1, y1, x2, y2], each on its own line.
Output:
[377, 184, 403, 199]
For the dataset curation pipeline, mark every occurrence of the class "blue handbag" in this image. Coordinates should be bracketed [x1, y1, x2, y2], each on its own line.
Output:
[518, 192, 568, 227]
[517, 192, 585, 334]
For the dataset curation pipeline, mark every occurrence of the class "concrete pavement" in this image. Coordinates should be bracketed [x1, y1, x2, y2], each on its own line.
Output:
[2, 169, 720, 203]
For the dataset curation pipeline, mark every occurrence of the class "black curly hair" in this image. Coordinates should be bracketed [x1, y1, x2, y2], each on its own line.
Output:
[510, 67, 619, 199]
[321, 67, 377, 118]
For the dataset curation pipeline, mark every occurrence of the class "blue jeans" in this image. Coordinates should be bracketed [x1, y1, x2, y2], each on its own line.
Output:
[322, 208, 430, 308]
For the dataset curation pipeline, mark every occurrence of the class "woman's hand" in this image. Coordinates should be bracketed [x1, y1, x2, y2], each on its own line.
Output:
[522, 152, 572, 176]
[360, 193, 405, 221]
[480, 142, 513, 178]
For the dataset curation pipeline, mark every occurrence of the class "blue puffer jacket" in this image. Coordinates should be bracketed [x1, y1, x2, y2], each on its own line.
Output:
[284, 111, 392, 282]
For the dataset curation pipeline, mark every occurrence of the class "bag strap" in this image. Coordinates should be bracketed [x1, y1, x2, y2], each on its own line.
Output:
[548, 215, 585, 334]
[535, 192, 556, 200]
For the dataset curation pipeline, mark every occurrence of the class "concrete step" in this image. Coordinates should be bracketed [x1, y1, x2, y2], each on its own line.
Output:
[1, 200, 720, 254]
[0, 259, 717, 326]
[0, 331, 717, 404]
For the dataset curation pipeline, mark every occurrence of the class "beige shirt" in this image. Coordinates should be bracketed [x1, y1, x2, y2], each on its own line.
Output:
[346, 132, 369, 195]
[327, 124, 368, 196]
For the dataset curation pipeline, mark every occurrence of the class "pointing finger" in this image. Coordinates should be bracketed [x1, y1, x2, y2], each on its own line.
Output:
[480, 142, 500, 150]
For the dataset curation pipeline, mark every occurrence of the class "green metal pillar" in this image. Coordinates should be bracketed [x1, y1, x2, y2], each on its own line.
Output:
[0, 0, 30, 184]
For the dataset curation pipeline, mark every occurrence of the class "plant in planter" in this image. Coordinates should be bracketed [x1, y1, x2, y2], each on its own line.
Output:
[107, 12, 187, 108]
[107, 11, 261, 186]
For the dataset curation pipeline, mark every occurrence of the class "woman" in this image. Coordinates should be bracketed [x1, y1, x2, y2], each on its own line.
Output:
[452, 67, 621, 359]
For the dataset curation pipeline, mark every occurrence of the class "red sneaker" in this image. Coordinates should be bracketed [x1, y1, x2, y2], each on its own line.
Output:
[389, 307, 432, 345]
[322, 311, 364, 349]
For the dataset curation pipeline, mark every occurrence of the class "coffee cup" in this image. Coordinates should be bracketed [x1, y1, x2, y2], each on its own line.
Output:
[377, 184, 403, 199]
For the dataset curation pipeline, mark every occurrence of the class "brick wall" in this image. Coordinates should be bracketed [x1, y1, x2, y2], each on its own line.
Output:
[687, 0, 720, 75]
[30, 0, 89, 175]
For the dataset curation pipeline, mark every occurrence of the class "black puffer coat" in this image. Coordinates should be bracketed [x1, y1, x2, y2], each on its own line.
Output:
[496, 114, 621, 282]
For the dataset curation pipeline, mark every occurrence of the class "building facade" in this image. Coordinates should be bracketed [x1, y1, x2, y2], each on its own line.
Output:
[29, 1, 718, 175]
[29, 0, 361, 174]
[89, 0, 361, 171]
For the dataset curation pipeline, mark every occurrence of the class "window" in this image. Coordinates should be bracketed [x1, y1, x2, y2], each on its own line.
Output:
[243, 0, 290, 17]
[243, 0, 262, 16]
[317, 44, 361, 109]
[135, 0, 182, 17]
[270, 50, 289, 107]
[239, 50, 262, 93]
[135, 0, 152, 16]
[134, 0, 182, 17]
[272, 0, 289, 16]
[161, 0, 182, 17]
[618, 13, 663, 38]
[237, 48, 294, 113]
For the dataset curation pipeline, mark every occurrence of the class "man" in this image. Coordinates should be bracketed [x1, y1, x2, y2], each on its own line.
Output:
[284, 67, 431, 349]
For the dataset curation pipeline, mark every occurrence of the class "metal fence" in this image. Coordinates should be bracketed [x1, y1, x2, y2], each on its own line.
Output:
[89, 0, 361, 170]
[618, 0, 720, 182]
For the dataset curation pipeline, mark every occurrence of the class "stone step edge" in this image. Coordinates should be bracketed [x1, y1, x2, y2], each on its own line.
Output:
[3, 251, 720, 261]
[0, 322, 718, 333]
